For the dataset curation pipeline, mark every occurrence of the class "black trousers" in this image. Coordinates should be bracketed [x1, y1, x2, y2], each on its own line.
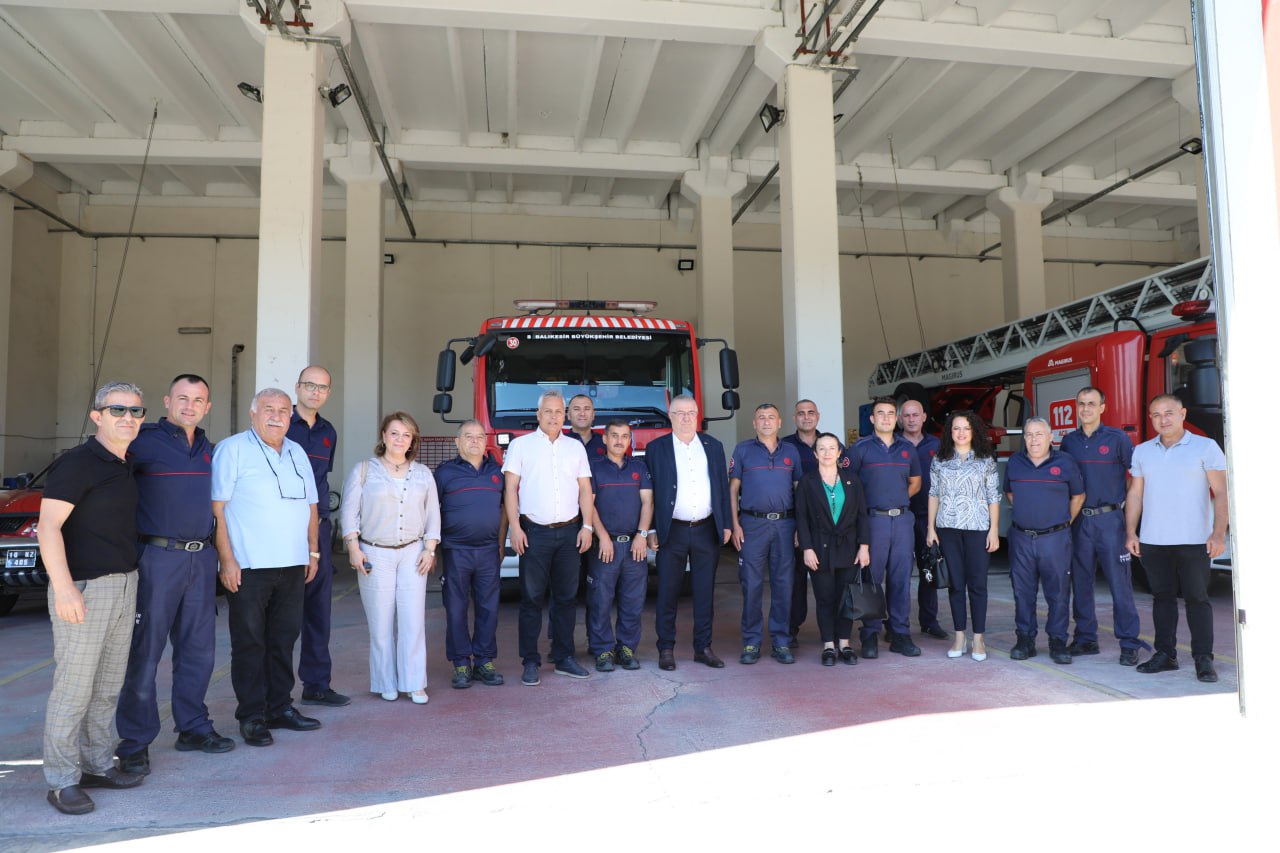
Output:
[518, 522, 581, 665]
[808, 563, 856, 644]
[656, 521, 720, 652]
[226, 566, 304, 722]
[789, 547, 809, 637]
[937, 528, 990, 633]
[1141, 543, 1214, 658]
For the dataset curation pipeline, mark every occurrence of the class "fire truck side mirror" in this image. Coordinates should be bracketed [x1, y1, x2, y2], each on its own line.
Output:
[432, 393, 453, 415]
[435, 349, 456, 392]
[722, 390, 740, 412]
[719, 348, 740, 390]
[473, 333, 498, 359]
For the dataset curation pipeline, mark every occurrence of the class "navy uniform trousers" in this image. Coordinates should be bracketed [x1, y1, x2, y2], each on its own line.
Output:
[912, 511, 941, 631]
[299, 517, 335, 694]
[1070, 511, 1144, 650]
[737, 514, 795, 648]
[1009, 527, 1072, 643]
[116, 543, 218, 756]
[863, 512, 915, 640]
[586, 539, 647, 657]
[441, 545, 502, 666]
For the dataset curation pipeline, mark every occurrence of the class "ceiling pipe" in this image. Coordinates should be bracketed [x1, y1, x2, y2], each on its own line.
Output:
[251, 0, 418, 237]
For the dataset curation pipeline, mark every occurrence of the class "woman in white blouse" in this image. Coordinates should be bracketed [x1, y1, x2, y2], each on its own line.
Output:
[340, 412, 440, 704]
[926, 410, 1001, 662]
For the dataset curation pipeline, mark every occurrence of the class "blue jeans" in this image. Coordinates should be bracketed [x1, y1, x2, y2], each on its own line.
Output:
[517, 522, 580, 665]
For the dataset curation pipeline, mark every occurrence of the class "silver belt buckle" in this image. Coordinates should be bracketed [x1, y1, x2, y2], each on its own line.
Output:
[1082, 508, 1097, 517]
[766, 512, 782, 521]
[887, 508, 902, 517]
[616, 535, 631, 543]
[183, 541, 205, 552]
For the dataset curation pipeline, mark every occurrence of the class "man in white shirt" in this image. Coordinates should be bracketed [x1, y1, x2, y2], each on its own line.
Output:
[503, 390, 595, 686]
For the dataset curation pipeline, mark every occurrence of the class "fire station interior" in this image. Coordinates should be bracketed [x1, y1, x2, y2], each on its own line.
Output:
[0, 1, 1276, 848]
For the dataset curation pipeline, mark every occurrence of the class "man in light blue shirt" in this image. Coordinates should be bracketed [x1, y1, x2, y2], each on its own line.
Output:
[212, 388, 322, 747]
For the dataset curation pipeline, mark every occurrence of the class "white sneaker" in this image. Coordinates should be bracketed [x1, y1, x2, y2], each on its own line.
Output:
[380, 691, 398, 701]
[410, 690, 428, 705]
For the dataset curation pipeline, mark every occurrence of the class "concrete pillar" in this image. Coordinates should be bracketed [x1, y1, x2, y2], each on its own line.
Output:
[682, 152, 745, 447]
[1173, 68, 1213, 256]
[254, 32, 325, 393]
[54, 193, 92, 451]
[0, 152, 33, 475]
[987, 173, 1053, 320]
[778, 64, 845, 439]
[329, 142, 389, 477]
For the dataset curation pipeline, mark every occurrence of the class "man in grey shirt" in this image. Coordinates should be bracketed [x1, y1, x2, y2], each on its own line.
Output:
[1125, 393, 1228, 683]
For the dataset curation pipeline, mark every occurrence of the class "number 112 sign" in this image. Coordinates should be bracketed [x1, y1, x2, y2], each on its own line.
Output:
[1048, 399, 1075, 444]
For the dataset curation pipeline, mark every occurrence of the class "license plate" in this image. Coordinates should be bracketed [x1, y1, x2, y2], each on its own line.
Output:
[3, 549, 37, 569]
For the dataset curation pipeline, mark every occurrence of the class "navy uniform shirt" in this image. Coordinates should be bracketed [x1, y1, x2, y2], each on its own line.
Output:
[1059, 425, 1132, 508]
[130, 418, 215, 541]
[780, 432, 819, 476]
[840, 434, 922, 510]
[904, 432, 941, 517]
[435, 454, 505, 548]
[1004, 449, 1084, 530]
[730, 438, 802, 513]
[567, 429, 608, 461]
[288, 409, 337, 519]
[590, 455, 653, 537]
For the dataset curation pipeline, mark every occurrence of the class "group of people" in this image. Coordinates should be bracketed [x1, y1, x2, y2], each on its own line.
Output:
[36, 372, 1228, 817]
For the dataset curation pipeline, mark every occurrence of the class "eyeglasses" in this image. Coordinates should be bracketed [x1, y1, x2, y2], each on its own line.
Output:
[251, 432, 310, 500]
[98, 405, 146, 418]
[298, 382, 330, 394]
[670, 411, 699, 419]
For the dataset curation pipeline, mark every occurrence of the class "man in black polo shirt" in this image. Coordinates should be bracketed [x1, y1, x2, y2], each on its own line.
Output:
[39, 382, 148, 815]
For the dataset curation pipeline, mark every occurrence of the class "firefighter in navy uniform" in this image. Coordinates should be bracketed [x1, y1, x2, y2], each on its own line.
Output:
[899, 398, 947, 640]
[782, 400, 820, 643]
[841, 397, 923, 658]
[1060, 386, 1148, 666]
[1004, 417, 1085, 664]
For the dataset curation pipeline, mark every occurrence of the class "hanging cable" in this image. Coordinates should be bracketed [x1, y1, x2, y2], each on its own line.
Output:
[855, 166, 892, 359]
[887, 136, 928, 350]
[78, 103, 159, 439]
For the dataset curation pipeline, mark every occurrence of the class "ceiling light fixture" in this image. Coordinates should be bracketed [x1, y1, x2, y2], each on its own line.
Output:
[237, 82, 263, 104]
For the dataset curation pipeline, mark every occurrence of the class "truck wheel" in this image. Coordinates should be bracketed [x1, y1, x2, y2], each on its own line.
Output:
[0, 592, 18, 617]
[893, 382, 929, 407]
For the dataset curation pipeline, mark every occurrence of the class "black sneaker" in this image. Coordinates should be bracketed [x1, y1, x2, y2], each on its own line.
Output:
[739, 645, 761, 665]
[889, 635, 922, 657]
[300, 688, 351, 707]
[922, 624, 949, 640]
[595, 652, 615, 672]
[521, 661, 541, 686]
[451, 665, 474, 689]
[771, 645, 795, 664]
[1067, 640, 1100, 656]
[472, 662, 505, 686]
[175, 730, 234, 754]
[554, 656, 591, 679]
[1049, 639, 1073, 665]
[1137, 651, 1179, 673]
[616, 645, 641, 670]
[860, 636, 879, 659]
[116, 746, 150, 776]
[1119, 648, 1139, 667]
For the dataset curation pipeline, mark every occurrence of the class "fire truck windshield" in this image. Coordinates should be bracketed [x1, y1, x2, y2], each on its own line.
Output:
[485, 329, 694, 429]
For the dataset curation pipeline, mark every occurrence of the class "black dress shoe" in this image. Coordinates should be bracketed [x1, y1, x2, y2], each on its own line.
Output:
[922, 624, 949, 640]
[48, 785, 94, 815]
[860, 636, 879, 659]
[79, 768, 144, 789]
[1068, 640, 1100, 656]
[1137, 651, 1179, 673]
[694, 648, 725, 668]
[240, 719, 273, 747]
[889, 635, 921, 657]
[265, 707, 321, 731]
[1119, 648, 1139, 667]
[176, 730, 235, 754]
[821, 648, 837, 667]
[116, 746, 150, 775]
[301, 688, 351, 707]
[658, 649, 676, 671]
[839, 646, 858, 665]
[1194, 655, 1218, 683]
[1049, 640, 1073, 665]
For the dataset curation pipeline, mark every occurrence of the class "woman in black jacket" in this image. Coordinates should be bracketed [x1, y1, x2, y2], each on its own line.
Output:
[796, 433, 871, 666]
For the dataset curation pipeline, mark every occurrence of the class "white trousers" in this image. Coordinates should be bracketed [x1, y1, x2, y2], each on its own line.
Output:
[357, 542, 429, 693]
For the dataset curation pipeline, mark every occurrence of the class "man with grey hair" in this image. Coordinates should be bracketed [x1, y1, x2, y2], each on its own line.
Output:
[1004, 417, 1085, 664]
[39, 381, 147, 814]
[212, 388, 322, 747]
[503, 390, 595, 685]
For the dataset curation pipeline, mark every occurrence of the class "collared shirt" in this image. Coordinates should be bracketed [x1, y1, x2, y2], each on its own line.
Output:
[339, 458, 440, 547]
[1130, 431, 1226, 545]
[435, 454, 505, 548]
[1004, 448, 1084, 530]
[501, 430, 591, 525]
[840, 434, 922, 510]
[1060, 424, 1133, 508]
[904, 432, 941, 515]
[567, 429, 608, 462]
[929, 451, 1000, 531]
[43, 439, 138, 580]
[130, 418, 215, 541]
[591, 455, 653, 536]
[671, 432, 713, 521]
[730, 438, 801, 513]
[211, 429, 318, 568]
[287, 409, 337, 519]
[780, 432, 819, 476]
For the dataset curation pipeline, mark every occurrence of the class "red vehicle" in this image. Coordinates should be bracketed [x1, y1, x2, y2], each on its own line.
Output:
[0, 468, 46, 616]
[432, 298, 740, 460]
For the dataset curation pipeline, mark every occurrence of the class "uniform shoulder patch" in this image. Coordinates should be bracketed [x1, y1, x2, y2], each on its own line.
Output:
[1050, 466, 1061, 475]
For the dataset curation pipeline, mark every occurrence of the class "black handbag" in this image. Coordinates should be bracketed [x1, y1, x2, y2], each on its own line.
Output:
[921, 542, 951, 591]
[840, 571, 887, 622]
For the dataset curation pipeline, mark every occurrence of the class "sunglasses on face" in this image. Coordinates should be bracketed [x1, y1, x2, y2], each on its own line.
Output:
[98, 405, 147, 418]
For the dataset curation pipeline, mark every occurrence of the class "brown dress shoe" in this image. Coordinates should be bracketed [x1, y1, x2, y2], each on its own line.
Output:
[48, 786, 94, 815]
[658, 649, 676, 671]
[694, 648, 726, 668]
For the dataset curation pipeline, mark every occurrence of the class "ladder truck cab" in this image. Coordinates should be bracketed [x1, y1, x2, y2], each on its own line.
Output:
[868, 257, 1228, 581]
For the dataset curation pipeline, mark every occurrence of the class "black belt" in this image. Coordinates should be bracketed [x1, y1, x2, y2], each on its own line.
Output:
[672, 516, 711, 527]
[141, 535, 210, 553]
[1013, 522, 1071, 537]
[1080, 502, 1124, 517]
[613, 534, 635, 543]
[741, 509, 794, 520]
[520, 514, 582, 529]
[359, 537, 419, 550]
[869, 507, 909, 518]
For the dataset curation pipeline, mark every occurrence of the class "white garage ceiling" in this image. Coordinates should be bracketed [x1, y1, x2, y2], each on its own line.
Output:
[0, 0, 1202, 242]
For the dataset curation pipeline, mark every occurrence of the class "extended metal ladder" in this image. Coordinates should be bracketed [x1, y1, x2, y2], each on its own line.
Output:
[868, 257, 1215, 396]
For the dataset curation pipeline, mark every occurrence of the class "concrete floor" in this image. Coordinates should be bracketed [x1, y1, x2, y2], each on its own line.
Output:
[0, 555, 1254, 852]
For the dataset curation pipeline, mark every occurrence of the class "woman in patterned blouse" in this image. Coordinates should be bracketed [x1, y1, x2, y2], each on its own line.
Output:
[926, 410, 1001, 661]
